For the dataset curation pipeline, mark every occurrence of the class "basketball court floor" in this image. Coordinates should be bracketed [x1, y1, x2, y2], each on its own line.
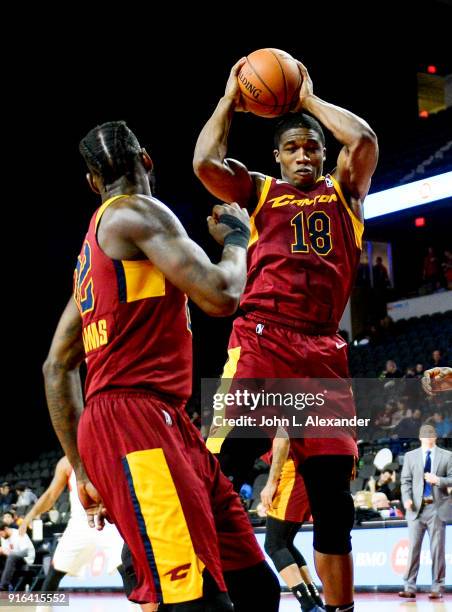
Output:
[19, 591, 451, 611]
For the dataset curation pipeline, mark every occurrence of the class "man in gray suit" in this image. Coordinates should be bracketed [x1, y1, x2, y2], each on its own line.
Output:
[399, 423, 452, 599]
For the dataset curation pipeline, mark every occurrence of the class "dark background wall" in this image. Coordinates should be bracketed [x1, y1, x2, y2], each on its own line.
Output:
[6, 5, 452, 468]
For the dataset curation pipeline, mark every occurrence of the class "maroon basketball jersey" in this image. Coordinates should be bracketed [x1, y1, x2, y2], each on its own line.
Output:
[73, 195, 192, 402]
[240, 174, 363, 331]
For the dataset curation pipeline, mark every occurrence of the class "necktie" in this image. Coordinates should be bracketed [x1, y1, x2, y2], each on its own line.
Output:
[424, 450, 432, 497]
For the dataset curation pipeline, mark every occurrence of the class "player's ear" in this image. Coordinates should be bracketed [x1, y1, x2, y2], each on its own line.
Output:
[141, 148, 154, 172]
[274, 148, 281, 164]
[86, 173, 100, 194]
[323, 147, 326, 162]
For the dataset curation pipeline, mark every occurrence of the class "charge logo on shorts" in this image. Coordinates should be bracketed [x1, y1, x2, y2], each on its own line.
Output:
[165, 563, 191, 581]
[256, 323, 265, 335]
[162, 410, 173, 426]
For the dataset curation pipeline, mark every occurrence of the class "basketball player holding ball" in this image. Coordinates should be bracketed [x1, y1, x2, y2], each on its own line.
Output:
[194, 54, 378, 612]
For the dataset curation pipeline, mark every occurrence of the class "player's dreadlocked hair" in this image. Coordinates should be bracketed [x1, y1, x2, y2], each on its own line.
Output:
[79, 121, 142, 185]
[273, 113, 325, 148]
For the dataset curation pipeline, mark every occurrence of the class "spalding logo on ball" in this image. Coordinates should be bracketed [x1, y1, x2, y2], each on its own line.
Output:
[238, 48, 302, 118]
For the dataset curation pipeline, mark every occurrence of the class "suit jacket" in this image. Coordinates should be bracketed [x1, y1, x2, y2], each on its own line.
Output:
[401, 446, 452, 521]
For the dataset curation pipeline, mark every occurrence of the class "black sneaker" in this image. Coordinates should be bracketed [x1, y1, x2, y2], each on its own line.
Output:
[308, 582, 324, 608]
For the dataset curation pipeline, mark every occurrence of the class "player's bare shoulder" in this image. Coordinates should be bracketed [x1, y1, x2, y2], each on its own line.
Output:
[56, 456, 72, 478]
[251, 172, 267, 198]
[97, 194, 185, 260]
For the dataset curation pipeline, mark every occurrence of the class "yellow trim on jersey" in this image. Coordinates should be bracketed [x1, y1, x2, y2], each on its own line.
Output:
[248, 176, 272, 248]
[122, 260, 166, 302]
[205, 346, 241, 454]
[328, 175, 364, 250]
[95, 195, 128, 231]
[267, 458, 297, 521]
[125, 448, 205, 604]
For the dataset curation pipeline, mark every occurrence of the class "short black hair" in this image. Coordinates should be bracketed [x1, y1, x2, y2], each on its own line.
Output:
[0, 521, 7, 531]
[274, 113, 325, 148]
[79, 121, 142, 185]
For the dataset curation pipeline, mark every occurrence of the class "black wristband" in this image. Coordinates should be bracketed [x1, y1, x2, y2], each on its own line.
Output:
[220, 213, 250, 249]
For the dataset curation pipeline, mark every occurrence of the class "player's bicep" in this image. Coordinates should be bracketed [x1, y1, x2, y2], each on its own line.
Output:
[139, 230, 216, 299]
[194, 157, 256, 208]
[334, 133, 378, 202]
[45, 297, 85, 370]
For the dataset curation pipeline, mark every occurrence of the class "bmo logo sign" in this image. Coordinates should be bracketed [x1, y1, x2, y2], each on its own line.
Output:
[355, 551, 386, 567]
[391, 539, 410, 574]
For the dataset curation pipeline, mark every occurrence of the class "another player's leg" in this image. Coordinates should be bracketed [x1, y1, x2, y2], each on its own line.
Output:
[264, 516, 323, 611]
[300, 455, 355, 612]
[196, 434, 280, 611]
[40, 565, 67, 590]
[78, 394, 230, 608]
[217, 432, 272, 493]
[223, 560, 280, 612]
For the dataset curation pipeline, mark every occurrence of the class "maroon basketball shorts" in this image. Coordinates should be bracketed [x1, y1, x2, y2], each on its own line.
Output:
[206, 313, 358, 459]
[78, 390, 263, 605]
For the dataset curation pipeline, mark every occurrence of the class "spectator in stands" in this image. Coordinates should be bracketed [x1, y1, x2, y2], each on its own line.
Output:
[373, 256, 390, 289]
[374, 402, 394, 429]
[390, 400, 407, 428]
[430, 349, 447, 368]
[426, 412, 452, 439]
[0, 520, 35, 591]
[353, 491, 380, 524]
[395, 408, 423, 438]
[415, 363, 424, 378]
[0, 484, 15, 513]
[422, 247, 442, 293]
[2, 511, 18, 529]
[371, 492, 403, 518]
[382, 360, 402, 380]
[14, 483, 38, 516]
[381, 360, 403, 400]
[368, 468, 399, 500]
[356, 259, 371, 287]
[442, 248, 452, 290]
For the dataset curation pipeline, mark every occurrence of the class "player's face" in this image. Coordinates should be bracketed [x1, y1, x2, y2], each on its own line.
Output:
[274, 128, 325, 189]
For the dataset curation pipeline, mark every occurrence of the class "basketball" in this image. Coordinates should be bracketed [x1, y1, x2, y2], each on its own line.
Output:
[237, 48, 302, 118]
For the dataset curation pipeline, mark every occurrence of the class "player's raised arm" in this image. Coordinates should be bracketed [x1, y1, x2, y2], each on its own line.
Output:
[193, 58, 263, 207]
[102, 196, 250, 317]
[293, 61, 378, 220]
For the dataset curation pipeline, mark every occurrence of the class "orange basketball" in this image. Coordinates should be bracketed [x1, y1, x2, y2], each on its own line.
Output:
[237, 48, 302, 118]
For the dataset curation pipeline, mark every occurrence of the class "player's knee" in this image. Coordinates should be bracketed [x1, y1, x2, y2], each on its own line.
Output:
[287, 545, 307, 568]
[264, 526, 286, 558]
[313, 492, 354, 554]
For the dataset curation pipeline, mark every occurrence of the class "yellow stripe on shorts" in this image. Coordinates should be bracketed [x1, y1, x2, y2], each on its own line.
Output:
[267, 458, 297, 521]
[206, 346, 241, 454]
[124, 448, 205, 604]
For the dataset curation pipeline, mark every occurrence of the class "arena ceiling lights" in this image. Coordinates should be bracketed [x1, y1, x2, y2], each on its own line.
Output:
[364, 172, 452, 219]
